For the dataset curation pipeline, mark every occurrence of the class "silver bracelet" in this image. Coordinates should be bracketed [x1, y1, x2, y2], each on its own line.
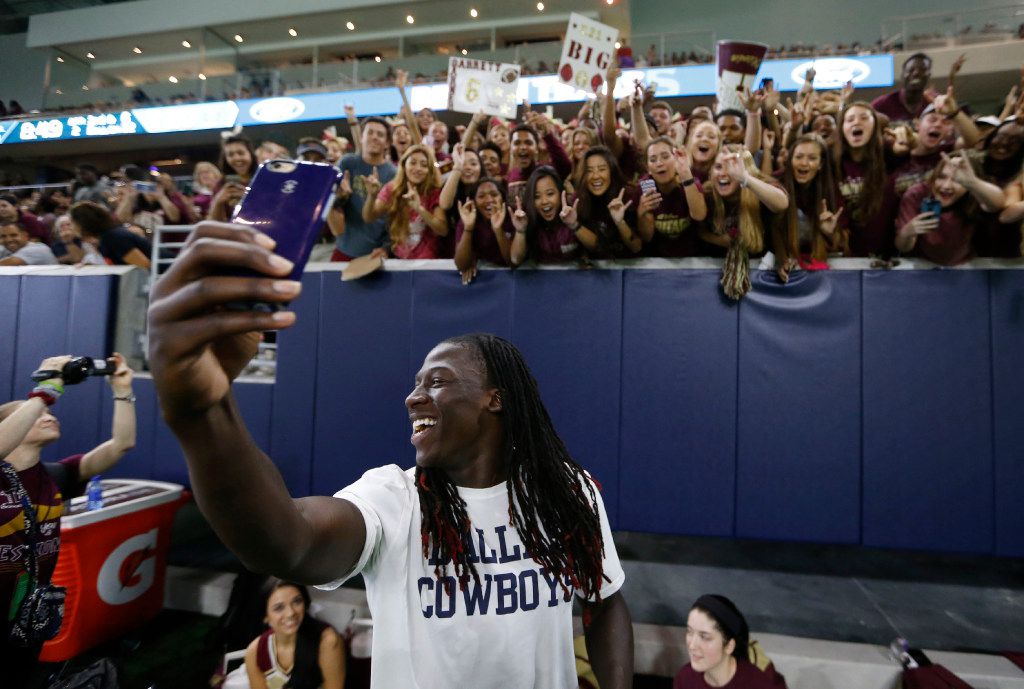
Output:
[113, 393, 136, 403]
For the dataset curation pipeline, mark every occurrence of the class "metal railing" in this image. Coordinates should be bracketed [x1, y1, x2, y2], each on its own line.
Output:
[149, 224, 276, 379]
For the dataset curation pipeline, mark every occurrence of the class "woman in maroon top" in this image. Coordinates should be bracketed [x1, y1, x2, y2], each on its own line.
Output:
[573, 146, 641, 260]
[896, 154, 1005, 265]
[510, 166, 581, 265]
[981, 120, 1024, 257]
[686, 120, 723, 186]
[454, 177, 513, 284]
[673, 595, 786, 689]
[774, 134, 845, 280]
[835, 102, 898, 258]
[702, 146, 789, 299]
[567, 127, 599, 195]
[637, 136, 708, 257]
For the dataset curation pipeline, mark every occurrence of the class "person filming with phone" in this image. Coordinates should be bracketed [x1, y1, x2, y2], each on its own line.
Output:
[0, 353, 137, 684]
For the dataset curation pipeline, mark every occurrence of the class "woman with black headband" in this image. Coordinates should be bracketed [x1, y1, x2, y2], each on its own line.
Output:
[674, 594, 787, 689]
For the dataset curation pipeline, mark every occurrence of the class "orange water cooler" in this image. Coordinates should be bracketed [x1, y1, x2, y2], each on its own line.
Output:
[40, 479, 187, 662]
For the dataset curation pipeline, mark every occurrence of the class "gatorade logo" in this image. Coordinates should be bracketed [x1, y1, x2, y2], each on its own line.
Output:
[97, 529, 158, 605]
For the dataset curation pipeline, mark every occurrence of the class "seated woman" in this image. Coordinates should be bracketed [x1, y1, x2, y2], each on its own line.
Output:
[674, 594, 786, 689]
[702, 145, 789, 299]
[229, 579, 344, 689]
[454, 177, 512, 284]
[510, 166, 581, 265]
[363, 144, 448, 259]
[895, 153, 1004, 266]
[573, 146, 641, 259]
[773, 133, 846, 280]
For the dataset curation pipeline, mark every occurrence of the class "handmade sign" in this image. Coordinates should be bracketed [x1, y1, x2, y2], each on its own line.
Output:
[447, 57, 521, 118]
[715, 40, 768, 111]
[557, 13, 619, 94]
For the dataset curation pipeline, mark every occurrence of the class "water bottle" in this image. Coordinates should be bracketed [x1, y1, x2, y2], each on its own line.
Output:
[86, 476, 104, 511]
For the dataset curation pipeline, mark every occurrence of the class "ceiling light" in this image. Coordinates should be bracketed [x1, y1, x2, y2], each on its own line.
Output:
[56, 56, 64, 63]
[182, 40, 192, 48]
[198, 73, 207, 80]
[234, 34, 244, 43]
[614, 41, 621, 49]
[375, 55, 382, 62]
[346, 21, 355, 30]
[606, 0, 614, 4]
[536, 2, 544, 9]
[406, 15, 415, 24]
[461, 48, 468, 55]
[169, 76, 179, 83]
[86, 52, 95, 59]
[470, 8, 478, 17]
[288, 28, 298, 37]
[133, 46, 142, 54]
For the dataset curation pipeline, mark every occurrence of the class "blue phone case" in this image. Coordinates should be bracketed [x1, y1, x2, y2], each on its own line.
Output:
[230, 160, 340, 282]
[919, 197, 942, 217]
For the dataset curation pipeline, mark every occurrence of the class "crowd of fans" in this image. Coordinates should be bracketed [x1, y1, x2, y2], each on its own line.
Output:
[6, 52, 1022, 300]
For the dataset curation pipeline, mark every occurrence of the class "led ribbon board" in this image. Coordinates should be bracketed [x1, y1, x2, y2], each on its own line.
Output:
[0, 55, 893, 145]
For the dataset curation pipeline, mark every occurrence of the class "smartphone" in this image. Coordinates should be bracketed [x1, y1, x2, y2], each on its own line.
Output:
[759, 77, 773, 90]
[226, 160, 341, 309]
[920, 197, 942, 217]
[224, 174, 245, 186]
[639, 177, 657, 195]
[132, 181, 158, 193]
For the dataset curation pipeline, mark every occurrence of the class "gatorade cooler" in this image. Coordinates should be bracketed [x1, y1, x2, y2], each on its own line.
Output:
[40, 479, 188, 662]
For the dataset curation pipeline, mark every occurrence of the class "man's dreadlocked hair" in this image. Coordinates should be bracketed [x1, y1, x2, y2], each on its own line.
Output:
[415, 333, 606, 600]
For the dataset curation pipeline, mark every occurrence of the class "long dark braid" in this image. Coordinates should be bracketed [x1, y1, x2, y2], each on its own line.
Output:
[415, 333, 606, 601]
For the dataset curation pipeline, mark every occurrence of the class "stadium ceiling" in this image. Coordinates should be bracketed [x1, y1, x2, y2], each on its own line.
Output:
[38, 0, 612, 83]
[1, 0, 129, 33]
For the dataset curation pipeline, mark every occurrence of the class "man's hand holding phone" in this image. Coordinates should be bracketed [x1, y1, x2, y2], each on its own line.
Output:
[148, 221, 299, 419]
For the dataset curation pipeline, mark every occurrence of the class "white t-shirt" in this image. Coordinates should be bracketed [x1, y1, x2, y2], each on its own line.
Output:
[0, 242, 57, 265]
[318, 464, 624, 689]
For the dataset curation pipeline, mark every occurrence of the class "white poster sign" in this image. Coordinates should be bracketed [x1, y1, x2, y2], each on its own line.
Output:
[447, 57, 521, 118]
[557, 13, 619, 94]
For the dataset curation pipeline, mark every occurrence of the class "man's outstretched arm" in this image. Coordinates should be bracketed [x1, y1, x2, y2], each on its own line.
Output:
[148, 221, 366, 584]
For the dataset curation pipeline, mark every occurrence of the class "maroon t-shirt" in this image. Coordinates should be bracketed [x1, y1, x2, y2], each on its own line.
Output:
[640, 175, 704, 257]
[574, 186, 641, 259]
[871, 89, 928, 126]
[674, 660, 784, 689]
[456, 216, 513, 265]
[838, 158, 898, 257]
[897, 182, 979, 266]
[1, 456, 81, 640]
[530, 219, 580, 263]
[891, 141, 954, 198]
